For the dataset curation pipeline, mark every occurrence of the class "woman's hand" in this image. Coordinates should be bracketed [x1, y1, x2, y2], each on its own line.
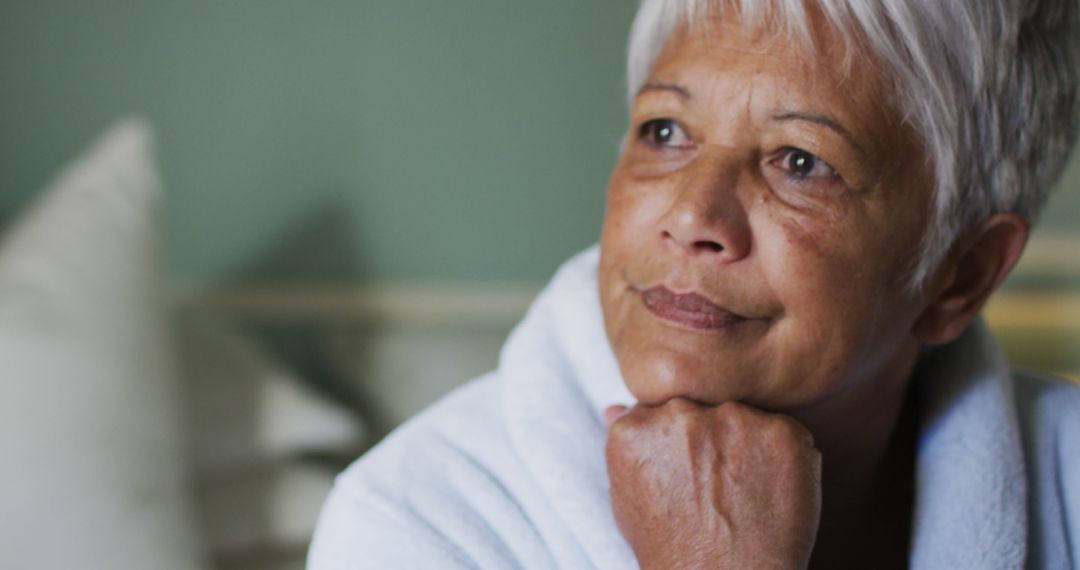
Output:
[604, 398, 822, 569]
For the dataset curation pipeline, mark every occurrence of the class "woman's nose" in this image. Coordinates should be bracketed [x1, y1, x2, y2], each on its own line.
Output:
[658, 159, 751, 263]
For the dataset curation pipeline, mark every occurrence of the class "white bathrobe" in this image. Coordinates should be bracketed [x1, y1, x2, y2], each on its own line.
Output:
[308, 247, 1080, 569]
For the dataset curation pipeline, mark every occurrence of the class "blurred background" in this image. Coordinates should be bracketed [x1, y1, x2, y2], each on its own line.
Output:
[1, 0, 635, 283]
[1, 1, 1077, 569]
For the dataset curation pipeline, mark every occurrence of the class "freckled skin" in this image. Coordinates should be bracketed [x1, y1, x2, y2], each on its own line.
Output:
[599, 20, 931, 428]
[598, 14, 946, 570]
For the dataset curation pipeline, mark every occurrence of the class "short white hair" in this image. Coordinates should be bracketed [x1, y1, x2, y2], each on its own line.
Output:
[625, 0, 1080, 290]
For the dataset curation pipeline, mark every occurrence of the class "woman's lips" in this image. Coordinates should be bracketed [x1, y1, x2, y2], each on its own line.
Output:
[641, 286, 749, 330]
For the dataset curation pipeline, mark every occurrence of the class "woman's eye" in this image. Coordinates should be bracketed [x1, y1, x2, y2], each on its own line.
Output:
[638, 119, 692, 148]
[772, 148, 839, 182]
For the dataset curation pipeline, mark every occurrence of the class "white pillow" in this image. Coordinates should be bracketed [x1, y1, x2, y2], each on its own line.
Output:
[176, 311, 365, 564]
[176, 312, 365, 476]
[0, 120, 205, 569]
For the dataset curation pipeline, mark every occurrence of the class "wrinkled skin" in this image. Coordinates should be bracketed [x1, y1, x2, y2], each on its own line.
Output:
[606, 399, 822, 569]
[599, 12, 1028, 570]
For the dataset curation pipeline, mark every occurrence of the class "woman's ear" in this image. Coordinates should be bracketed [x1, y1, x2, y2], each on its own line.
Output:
[912, 213, 1029, 346]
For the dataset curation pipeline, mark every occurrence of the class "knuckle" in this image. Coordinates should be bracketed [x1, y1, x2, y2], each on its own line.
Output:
[653, 397, 701, 426]
[713, 400, 755, 431]
[606, 413, 638, 442]
[764, 417, 800, 441]
[775, 416, 816, 447]
[605, 406, 655, 444]
[664, 396, 700, 415]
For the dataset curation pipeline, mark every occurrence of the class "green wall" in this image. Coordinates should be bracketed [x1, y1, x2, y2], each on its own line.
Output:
[1, 1, 1077, 284]
[0, 0, 636, 283]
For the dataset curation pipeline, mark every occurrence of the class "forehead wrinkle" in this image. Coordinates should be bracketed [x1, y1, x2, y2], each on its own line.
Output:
[655, 17, 903, 167]
[691, 63, 760, 148]
[688, 14, 874, 105]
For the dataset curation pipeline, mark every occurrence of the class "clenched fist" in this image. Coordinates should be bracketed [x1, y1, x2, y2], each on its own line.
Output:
[605, 398, 822, 569]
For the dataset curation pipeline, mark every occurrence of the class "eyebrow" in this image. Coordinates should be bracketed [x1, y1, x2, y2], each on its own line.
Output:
[771, 111, 868, 159]
[636, 85, 869, 158]
[637, 81, 691, 100]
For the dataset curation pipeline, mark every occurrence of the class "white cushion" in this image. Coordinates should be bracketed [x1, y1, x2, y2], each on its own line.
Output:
[175, 311, 364, 565]
[0, 120, 204, 569]
[176, 312, 365, 475]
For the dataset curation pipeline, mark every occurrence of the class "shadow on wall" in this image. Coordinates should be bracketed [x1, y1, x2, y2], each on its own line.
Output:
[204, 198, 516, 443]
[225, 200, 366, 285]
[175, 199, 374, 569]
[216, 199, 369, 405]
[178, 192, 525, 448]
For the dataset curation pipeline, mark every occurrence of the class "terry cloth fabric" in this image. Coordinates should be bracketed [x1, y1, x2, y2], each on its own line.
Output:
[307, 246, 1080, 569]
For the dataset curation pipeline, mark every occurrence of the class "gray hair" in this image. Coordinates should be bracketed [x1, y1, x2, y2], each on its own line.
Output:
[625, 0, 1080, 290]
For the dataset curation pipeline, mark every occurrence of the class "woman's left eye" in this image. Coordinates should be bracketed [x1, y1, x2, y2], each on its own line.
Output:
[770, 148, 840, 182]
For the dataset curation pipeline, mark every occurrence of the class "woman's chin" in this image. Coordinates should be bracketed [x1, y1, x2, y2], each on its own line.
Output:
[618, 348, 759, 407]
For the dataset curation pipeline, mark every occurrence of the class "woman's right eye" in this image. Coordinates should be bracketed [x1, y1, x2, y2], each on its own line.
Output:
[638, 119, 692, 149]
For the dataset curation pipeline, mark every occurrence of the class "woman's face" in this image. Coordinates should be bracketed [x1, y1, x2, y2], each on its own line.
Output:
[598, 19, 935, 412]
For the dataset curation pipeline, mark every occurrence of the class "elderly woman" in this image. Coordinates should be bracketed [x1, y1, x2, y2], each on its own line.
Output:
[309, 0, 1080, 567]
